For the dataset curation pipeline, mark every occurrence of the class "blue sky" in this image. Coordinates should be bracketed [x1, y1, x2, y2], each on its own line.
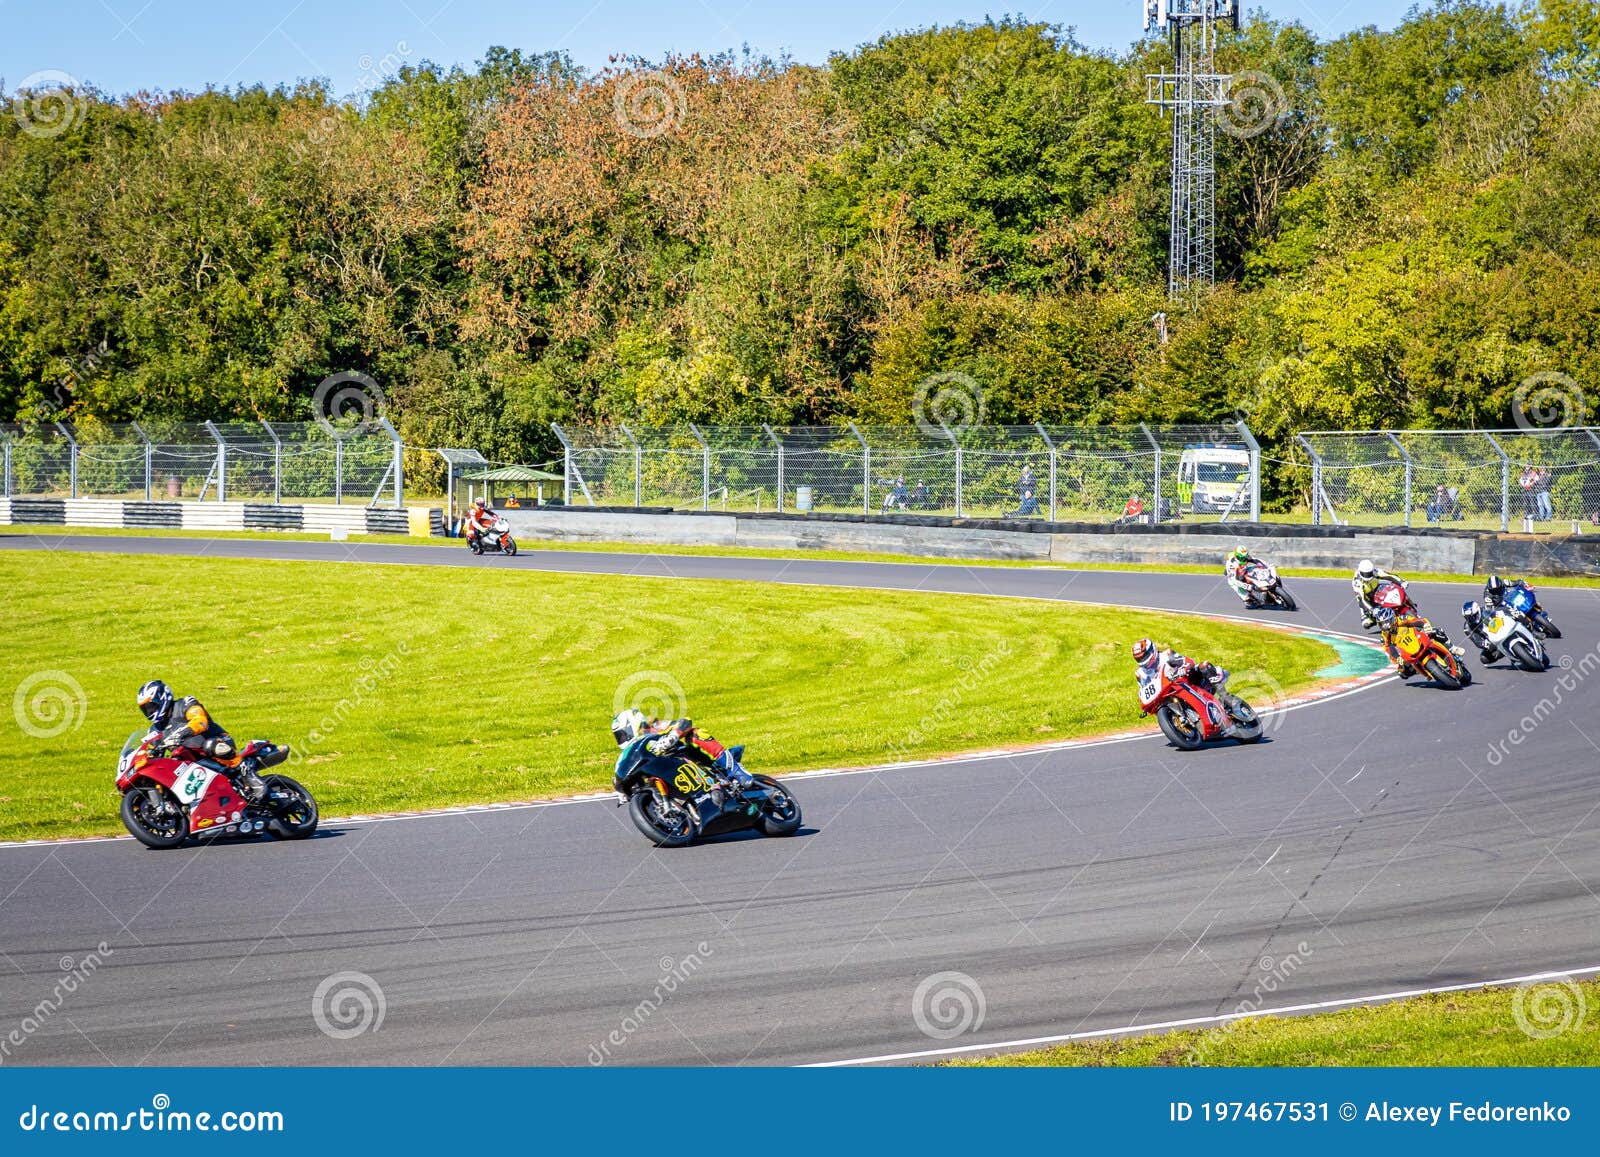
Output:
[4, 0, 1405, 99]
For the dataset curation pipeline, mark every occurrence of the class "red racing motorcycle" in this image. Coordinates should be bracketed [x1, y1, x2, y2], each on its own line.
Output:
[1138, 661, 1264, 750]
[115, 731, 318, 849]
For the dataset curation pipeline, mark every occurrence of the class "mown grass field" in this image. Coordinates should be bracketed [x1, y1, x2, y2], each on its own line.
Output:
[960, 980, 1600, 1066]
[0, 550, 1337, 841]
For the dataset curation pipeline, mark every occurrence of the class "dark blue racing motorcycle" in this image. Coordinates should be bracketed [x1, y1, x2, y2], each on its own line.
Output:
[1504, 580, 1562, 639]
[613, 735, 802, 848]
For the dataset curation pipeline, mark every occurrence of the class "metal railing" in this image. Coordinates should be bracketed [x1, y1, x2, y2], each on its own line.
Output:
[551, 422, 1261, 523]
[0, 419, 405, 507]
[1297, 428, 1600, 530]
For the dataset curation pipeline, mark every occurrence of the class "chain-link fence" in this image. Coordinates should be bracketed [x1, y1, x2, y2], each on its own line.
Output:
[1298, 428, 1600, 530]
[551, 422, 1261, 522]
[0, 419, 405, 506]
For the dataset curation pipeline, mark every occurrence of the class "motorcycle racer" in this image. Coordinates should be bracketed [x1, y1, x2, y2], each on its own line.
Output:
[1133, 638, 1230, 706]
[1351, 559, 1406, 628]
[1224, 545, 1266, 607]
[135, 680, 266, 800]
[610, 709, 750, 792]
[1460, 600, 1501, 665]
[464, 498, 496, 549]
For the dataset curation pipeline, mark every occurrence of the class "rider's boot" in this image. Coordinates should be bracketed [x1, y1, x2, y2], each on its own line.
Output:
[233, 758, 268, 802]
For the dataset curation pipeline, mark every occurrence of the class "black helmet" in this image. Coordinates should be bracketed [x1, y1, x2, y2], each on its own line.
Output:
[1485, 574, 1505, 600]
[136, 680, 174, 728]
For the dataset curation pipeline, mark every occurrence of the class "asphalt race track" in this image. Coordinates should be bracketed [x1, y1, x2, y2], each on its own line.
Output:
[3, 534, 1599, 1065]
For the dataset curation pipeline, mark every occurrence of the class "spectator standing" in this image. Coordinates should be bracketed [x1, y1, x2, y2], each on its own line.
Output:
[1519, 464, 1538, 521]
[1536, 466, 1554, 520]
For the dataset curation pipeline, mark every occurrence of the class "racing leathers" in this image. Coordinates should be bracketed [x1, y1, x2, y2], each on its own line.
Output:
[464, 504, 497, 548]
[1460, 602, 1501, 665]
[1352, 565, 1406, 628]
[645, 719, 751, 795]
[1136, 648, 1233, 731]
[155, 697, 266, 800]
[1225, 552, 1266, 606]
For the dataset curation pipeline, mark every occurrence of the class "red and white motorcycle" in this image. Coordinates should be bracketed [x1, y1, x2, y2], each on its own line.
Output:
[1138, 660, 1264, 750]
[115, 731, 317, 849]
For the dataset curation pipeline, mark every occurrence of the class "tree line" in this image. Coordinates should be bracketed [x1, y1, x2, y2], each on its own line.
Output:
[2, 2, 1597, 506]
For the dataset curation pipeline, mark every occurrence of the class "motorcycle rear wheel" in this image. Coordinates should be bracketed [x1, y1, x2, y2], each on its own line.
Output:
[628, 791, 699, 848]
[1157, 703, 1206, 750]
[752, 775, 802, 837]
[1536, 614, 1562, 640]
[264, 775, 319, 839]
[121, 784, 189, 849]
[1422, 658, 1461, 689]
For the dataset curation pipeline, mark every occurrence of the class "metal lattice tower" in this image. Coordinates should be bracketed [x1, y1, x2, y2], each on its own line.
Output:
[1144, 1, 1238, 304]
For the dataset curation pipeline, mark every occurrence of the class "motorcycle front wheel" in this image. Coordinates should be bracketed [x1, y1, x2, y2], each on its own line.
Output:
[264, 775, 319, 839]
[1156, 703, 1206, 750]
[1273, 586, 1298, 612]
[121, 784, 189, 849]
[1506, 637, 1545, 673]
[503, 536, 518, 557]
[1423, 657, 1462, 689]
[628, 791, 699, 848]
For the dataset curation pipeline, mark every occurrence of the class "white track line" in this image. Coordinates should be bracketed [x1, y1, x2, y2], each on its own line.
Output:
[807, 964, 1600, 1066]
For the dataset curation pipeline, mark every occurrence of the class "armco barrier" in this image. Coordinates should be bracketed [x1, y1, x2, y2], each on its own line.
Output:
[0, 498, 443, 536]
[502, 507, 1600, 577]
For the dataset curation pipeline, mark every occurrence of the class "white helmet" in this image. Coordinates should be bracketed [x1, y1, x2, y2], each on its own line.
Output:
[1357, 559, 1376, 578]
[611, 708, 648, 747]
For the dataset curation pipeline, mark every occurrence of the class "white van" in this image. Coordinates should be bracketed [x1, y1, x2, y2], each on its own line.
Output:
[1176, 446, 1251, 514]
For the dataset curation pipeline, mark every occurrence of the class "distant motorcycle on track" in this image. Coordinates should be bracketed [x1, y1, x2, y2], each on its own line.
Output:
[469, 517, 518, 557]
[1239, 561, 1297, 611]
